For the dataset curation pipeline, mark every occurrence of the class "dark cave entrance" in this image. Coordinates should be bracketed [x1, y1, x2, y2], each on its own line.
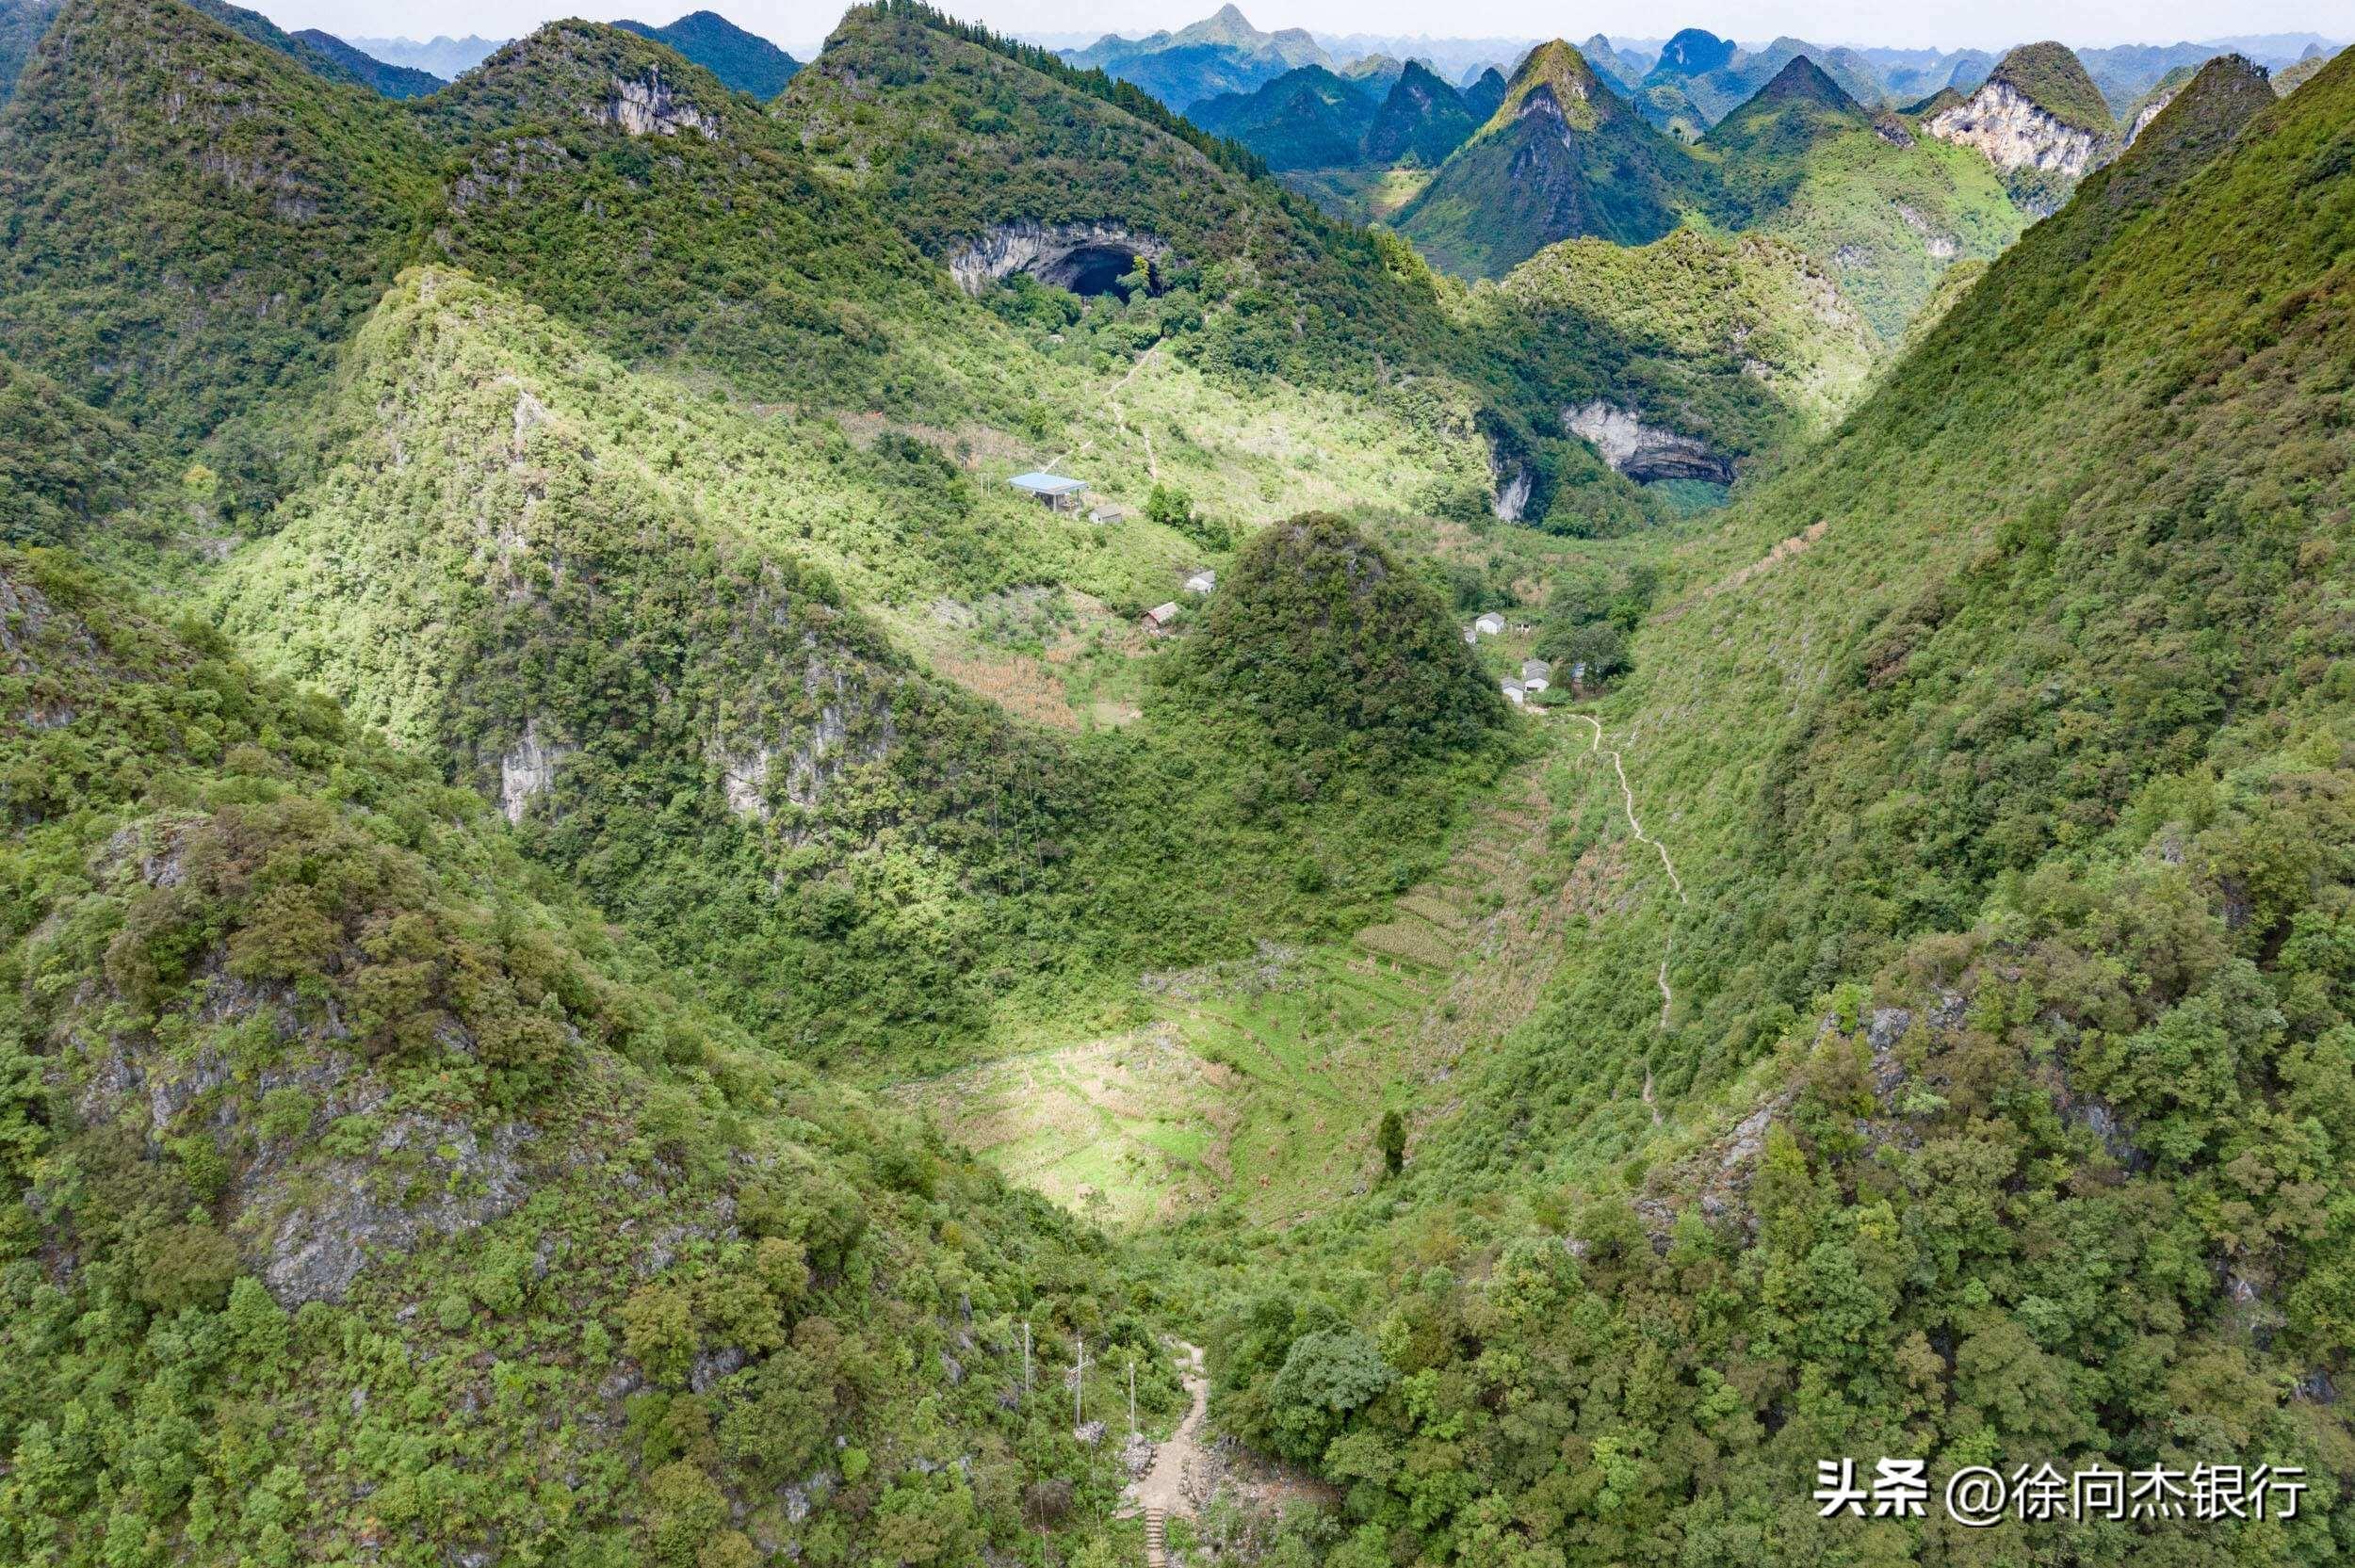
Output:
[1041, 244, 1155, 299]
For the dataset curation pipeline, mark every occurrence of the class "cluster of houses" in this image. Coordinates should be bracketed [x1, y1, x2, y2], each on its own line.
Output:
[1008, 471, 1213, 637]
[1501, 659, 1551, 707]
[1142, 568, 1215, 635]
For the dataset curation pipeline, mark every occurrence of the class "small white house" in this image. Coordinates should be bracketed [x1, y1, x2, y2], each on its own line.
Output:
[1088, 506, 1125, 525]
[1141, 602, 1181, 635]
[1462, 627, 1479, 646]
[1521, 658, 1551, 693]
[1183, 570, 1215, 595]
[1475, 612, 1506, 637]
[1501, 679, 1526, 706]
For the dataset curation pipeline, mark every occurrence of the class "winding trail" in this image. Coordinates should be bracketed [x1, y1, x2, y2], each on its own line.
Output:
[1127, 1342, 1208, 1567]
[1575, 716, 1686, 906]
[1571, 715, 1685, 1111]
[1108, 347, 1162, 482]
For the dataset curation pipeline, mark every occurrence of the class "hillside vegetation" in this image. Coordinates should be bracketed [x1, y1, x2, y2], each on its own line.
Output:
[0, 545, 1176, 1565]
[1176, 47, 2355, 1565]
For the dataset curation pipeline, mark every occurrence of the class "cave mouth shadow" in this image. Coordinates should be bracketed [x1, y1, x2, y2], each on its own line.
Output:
[1039, 244, 1158, 299]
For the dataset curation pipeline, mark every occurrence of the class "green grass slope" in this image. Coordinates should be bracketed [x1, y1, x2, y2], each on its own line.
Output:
[1190, 45, 2355, 1565]
[1397, 41, 1711, 278]
[0, 543, 1172, 1565]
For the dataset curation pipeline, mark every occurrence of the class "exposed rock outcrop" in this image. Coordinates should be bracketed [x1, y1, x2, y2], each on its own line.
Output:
[1925, 80, 2106, 176]
[2126, 90, 2177, 144]
[499, 718, 573, 825]
[1488, 445, 1532, 522]
[716, 660, 900, 822]
[1892, 201, 1959, 259]
[1565, 401, 1734, 484]
[589, 68, 719, 139]
[946, 221, 1171, 297]
[253, 1114, 535, 1305]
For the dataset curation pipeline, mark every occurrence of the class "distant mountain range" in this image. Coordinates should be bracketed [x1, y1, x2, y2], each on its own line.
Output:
[1049, 8, 2344, 131]
[344, 31, 505, 77]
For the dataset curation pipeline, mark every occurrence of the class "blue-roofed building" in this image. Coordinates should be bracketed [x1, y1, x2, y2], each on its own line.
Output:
[1010, 471, 1089, 512]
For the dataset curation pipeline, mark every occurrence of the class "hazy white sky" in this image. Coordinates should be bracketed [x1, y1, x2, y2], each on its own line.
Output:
[263, 0, 2349, 61]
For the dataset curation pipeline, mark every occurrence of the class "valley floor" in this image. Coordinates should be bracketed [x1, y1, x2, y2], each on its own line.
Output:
[895, 707, 1667, 1228]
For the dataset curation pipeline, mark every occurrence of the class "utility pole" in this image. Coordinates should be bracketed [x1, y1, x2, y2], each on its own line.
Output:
[1075, 1334, 1085, 1428]
[1022, 1321, 1031, 1400]
[1128, 1358, 1137, 1438]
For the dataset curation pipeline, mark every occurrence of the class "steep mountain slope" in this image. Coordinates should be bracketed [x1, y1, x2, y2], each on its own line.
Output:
[420, 19, 1023, 425]
[290, 27, 444, 97]
[1925, 40, 2121, 209]
[1361, 58, 1474, 165]
[1868, 42, 1996, 102]
[1461, 64, 1505, 121]
[0, 0, 55, 104]
[1704, 57, 2028, 338]
[1484, 230, 1877, 458]
[1339, 51, 1401, 92]
[614, 8, 800, 98]
[2080, 40, 2251, 111]
[1576, 32, 1639, 93]
[0, 0, 434, 509]
[2123, 61, 2199, 141]
[1187, 63, 1374, 170]
[1193, 46, 2355, 1563]
[205, 270, 1103, 1067]
[0, 355, 137, 542]
[1397, 41, 1709, 277]
[0, 542, 1169, 1565]
[1631, 31, 1886, 140]
[2274, 45, 2346, 96]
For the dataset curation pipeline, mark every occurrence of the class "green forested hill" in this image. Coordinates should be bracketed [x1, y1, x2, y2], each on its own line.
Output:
[0, 355, 137, 543]
[614, 8, 801, 97]
[1361, 59, 1476, 166]
[1398, 41, 1711, 276]
[19, 2, 2354, 1561]
[0, 0, 433, 509]
[1187, 63, 1374, 169]
[1190, 47, 2355, 1564]
[1479, 229, 1879, 445]
[0, 542, 1175, 1564]
[1701, 56, 2028, 339]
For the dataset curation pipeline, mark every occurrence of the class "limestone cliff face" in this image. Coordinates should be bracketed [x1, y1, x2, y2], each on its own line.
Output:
[945, 220, 1171, 296]
[1565, 401, 1734, 485]
[589, 67, 720, 139]
[2127, 89, 2179, 144]
[1926, 80, 2106, 176]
